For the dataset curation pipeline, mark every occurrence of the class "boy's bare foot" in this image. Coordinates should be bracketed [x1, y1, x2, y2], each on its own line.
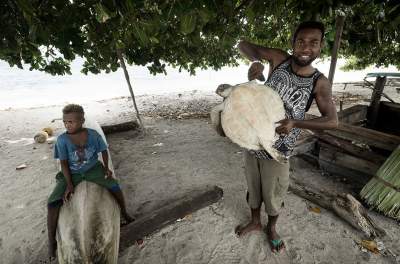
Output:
[48, 239, 57, 261]
[121, 213, 135, 226]
[234, 222, 262, 237]
[266, 225, 285, 253]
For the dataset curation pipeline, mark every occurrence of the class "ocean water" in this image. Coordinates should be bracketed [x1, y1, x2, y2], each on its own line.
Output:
[0, 58, 396, 110]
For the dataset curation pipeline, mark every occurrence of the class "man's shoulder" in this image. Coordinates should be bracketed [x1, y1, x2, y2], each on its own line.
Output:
[314, 73, 330, 88]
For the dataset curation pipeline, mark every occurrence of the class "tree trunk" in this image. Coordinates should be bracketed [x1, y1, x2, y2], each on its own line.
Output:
[116, 49, 144, 129]
[328, 15, 345, 84]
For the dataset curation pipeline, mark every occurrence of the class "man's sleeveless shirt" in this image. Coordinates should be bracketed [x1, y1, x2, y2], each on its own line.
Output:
[250, 56, 322, 160]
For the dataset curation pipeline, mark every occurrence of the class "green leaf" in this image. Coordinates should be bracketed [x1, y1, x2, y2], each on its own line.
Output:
[149, 37, 159, 44]
[198, 8, 212, 24]
[132, 24, 149, 46]
[94, 3, 111, 23]
[180, 12, 197, 35]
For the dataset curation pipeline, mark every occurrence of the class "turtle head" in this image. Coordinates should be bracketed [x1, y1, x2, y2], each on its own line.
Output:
[216, 84, 233, 98]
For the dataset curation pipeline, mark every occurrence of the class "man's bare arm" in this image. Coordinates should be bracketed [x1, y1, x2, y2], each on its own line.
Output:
[276, 76, 338, 134]
[238, 40, 288, 81]
[294, 77, 338, 130]
[238, 40, 288, 64]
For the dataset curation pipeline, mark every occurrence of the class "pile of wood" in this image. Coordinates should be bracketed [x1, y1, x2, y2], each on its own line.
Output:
[296, 105, 400, 189]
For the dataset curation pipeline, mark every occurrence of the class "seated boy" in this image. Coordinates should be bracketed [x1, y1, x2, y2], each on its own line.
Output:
[47, 104, 134, 260]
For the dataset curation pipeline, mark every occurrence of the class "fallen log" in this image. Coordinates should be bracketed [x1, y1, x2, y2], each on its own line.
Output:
[119, 185, 223, 252]
[289, 180, 386, 238]
[101, 121, 139, 135]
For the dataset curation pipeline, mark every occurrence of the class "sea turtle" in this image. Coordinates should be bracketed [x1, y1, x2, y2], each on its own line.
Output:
[210, 80, 286, 163]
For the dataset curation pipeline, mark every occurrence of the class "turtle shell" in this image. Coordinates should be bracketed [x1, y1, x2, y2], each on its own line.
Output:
[221, 81, 286, 162]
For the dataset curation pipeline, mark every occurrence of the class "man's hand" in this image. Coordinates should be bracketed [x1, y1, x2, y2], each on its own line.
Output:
[248, 62, 265, 81]
[275, 119, 295, 135]
[63, 184, 74, 203]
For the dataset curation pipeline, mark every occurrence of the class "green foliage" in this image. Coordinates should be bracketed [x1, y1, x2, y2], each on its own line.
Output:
[238, 0, 400, 70]
[1, 0, 399, 76]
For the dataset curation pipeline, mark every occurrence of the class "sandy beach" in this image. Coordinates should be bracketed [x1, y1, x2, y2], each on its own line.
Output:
[1, 85, 400, 264]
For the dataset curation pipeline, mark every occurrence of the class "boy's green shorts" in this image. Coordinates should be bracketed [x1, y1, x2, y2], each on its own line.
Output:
[48, 161, 120, 205]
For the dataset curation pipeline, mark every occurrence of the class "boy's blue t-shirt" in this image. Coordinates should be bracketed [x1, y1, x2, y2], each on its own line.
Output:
[54, 128, 107, 174]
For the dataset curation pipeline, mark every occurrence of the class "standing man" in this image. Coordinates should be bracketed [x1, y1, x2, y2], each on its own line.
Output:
[235, 21, 338, 253]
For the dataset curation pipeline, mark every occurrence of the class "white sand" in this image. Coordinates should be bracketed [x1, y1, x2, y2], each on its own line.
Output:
[1, 89, 400, 264]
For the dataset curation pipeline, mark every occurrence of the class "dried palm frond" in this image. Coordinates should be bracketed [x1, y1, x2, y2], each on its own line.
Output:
[360, 145, 400, 219]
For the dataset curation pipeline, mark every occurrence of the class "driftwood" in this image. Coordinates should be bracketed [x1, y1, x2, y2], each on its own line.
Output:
[119, 186, 223, 252]
[289, 180, 386, 238]
[101, 121, 138, 135]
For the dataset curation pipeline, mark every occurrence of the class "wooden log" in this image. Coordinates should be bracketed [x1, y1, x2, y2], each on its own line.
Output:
[368, 76, 387, 128]
[101, 121, 139, 135]
[289, 180, 386, 238]
[119, 186, 223, 252]
[326, 122, 400, 151]
[316, 134, 386, 164]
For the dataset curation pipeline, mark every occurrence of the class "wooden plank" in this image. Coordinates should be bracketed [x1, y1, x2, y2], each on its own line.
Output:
[368, 76, 387, 127]
[318, 160, 371, 188]
[119, 186, 223, 252]
[326, 122, 400, 151]
[337, 104, 368, 124]
[292, 137, 317, 156]
[319, 142, 380, 176]
[316, 134, 386, 164]
[375, 101, 400, 135]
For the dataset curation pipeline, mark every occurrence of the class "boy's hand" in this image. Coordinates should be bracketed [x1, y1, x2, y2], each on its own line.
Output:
[63, 184, 74, 203]
[105, 168, 113, 179]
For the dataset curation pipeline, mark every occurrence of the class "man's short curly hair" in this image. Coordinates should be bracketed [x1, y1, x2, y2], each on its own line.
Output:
[293, 21, 325, 43]
[62, 104, 85, 117]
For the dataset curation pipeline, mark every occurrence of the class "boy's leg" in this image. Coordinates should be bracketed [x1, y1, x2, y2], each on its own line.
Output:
[47, 202, 62, 260]
[235, 151, 263, 236]
[260, 159, 289, 252]
[109, 188, 134, 224]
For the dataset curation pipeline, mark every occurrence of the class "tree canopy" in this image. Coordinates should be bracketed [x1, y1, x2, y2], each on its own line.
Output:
[1, 0, 399, 76]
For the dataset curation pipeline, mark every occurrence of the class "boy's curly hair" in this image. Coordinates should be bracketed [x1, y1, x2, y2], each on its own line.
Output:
[62, 104, 85, 117]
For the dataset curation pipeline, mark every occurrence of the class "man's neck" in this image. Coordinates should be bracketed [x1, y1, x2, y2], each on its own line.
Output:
[290, 60, 315, 76]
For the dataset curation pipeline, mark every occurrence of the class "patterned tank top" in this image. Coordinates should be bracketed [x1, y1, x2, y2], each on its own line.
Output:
[249, 56, 322, 160]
